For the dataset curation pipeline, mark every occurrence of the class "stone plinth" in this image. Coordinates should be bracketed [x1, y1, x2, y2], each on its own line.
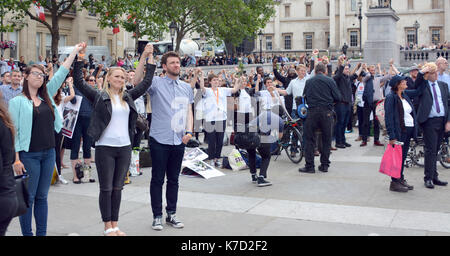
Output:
[364, 8, 400, 67]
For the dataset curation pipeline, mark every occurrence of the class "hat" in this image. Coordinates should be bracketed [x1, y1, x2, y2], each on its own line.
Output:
[389, 75, 407, 88]
[408, 64, 419, 72]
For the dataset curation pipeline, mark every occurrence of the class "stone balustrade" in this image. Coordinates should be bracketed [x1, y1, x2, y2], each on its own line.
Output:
[400, 49, 449, 67]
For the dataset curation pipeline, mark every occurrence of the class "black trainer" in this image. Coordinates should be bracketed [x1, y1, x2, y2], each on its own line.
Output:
[318, 165, 328, 173]
[257, 176, 272, 187]
[299, 167, 315, 174]
[344, 143, 352, 147]
[251, 174, 258, 184]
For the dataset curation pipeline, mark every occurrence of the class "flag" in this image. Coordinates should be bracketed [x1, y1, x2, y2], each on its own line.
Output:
[34, 1, 45, 21]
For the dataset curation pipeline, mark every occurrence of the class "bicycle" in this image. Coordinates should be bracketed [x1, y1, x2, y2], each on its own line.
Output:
[271, 118, 304, 164]
[406, 136, 450, 169]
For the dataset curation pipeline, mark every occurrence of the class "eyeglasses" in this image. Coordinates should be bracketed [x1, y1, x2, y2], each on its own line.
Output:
[88, 79, 96, 82]
[30, 71, 45, 78]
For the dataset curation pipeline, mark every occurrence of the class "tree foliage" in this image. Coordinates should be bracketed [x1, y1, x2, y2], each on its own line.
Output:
[84, 0, 276, 52]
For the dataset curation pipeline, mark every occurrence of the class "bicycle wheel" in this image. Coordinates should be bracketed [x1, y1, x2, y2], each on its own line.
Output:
[410, 142, 425, 167]
[285, 126, 303, 164]
[439, 143, 450, 169]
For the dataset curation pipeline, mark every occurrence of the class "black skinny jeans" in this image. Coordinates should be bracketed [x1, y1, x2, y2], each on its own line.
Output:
[205, 121, 226, 160]
[247, 143, 272, 178]
[392, 127, 414, 182]
[95, 145, 132, 222]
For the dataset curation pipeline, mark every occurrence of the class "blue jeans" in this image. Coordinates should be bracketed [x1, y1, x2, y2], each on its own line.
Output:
[149, 137, 185, 218]
[19, 148, 55, 236]
[334, 103, 351, 144]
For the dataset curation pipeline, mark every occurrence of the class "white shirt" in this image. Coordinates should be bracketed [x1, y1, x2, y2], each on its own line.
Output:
[56, 91, 68, 122]
[258, 90, 285, 111]
[203, 87, 233, 122]
[286, 76, 309, 110]
[238, 89, 253, 114]
[401, 99, 414, 127]
[96, 94, 131, 147]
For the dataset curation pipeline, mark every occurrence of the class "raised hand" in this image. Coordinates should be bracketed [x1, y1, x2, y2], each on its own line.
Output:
[143, 43, 154, 57]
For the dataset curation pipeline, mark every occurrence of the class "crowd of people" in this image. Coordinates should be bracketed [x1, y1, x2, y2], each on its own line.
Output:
[401, 41, 450, 51]
[0, 39, 449, 236]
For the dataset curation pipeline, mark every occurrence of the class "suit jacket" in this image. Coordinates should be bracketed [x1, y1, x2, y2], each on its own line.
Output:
[415, 73, 450, 124]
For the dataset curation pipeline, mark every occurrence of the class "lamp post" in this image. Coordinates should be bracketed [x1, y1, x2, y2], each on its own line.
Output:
[413, 20, 420, 46]
[357, 1, 363, 54]
[169, 21, 177, 52]
[258, 30, 263, 64]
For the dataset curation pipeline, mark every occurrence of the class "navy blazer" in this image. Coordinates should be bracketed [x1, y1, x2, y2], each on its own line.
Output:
[385, 73, 428, 140]
[384, 93, 418, 141]
[415, 73, 450, 124]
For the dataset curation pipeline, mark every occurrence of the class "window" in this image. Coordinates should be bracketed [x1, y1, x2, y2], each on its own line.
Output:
[284, 34, 292, 50]
[408, 0, 414, 10]
[406, 29, 416, 46]
[88, 37, 96, 46]
[265, 36, 272, 51]
[325, 32, 330, 48]
[9, 31, 18, 59]
[351, 0, 357, 11]
[36, 32, 41, 61]
[285, 5, 290, 17]
[59, 35, 66, 47]
[432, 0, 442, 9]
[305, 33, 313, 49]
[327, 2, 330, 16]
[108, 39, 113, 54]
[431, 28, 441, 45]
[45, 33, 52, 58]
[306, 4, 312, 17]
[350, 30, 359, 47]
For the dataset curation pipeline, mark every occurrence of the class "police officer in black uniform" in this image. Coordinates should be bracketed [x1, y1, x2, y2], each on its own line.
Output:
[299, 63, 342, 173]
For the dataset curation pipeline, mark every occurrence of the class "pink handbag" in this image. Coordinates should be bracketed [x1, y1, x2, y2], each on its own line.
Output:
[379, 144, 402, 179]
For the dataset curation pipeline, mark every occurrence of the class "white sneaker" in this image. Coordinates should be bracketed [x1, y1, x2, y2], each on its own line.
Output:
[58, 175, 69, 185]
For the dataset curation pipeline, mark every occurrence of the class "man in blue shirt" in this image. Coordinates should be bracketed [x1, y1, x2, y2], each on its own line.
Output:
[147, 51, 194, 231]
[437, 57, 450, 89]
[0, 70, 22, 105]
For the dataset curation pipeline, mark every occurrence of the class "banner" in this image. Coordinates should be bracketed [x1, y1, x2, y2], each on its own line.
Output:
[181, 148, 225, 179]
[61, 96, 82, 138]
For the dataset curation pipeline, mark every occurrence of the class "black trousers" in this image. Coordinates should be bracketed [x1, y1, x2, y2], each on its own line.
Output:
[422, 117, 445, 182]
[304, 108, 334, 170]
[392, 127, 414, 182]
[95, 145, 132, 222]
[205, 121, 226, 160]
[362, 102, 380, 142]
[247, 143, 272, 178]
[54, 131, 63, 175]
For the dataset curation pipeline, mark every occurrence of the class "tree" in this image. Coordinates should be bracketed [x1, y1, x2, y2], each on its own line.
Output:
[86, 0, 276, 53]
[9, 0, 78, 58]
[82, 0, 166, 54]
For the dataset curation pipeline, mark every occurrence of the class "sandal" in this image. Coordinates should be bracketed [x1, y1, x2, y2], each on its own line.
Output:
[113, 227, 126, 236]
[104, 228, 117, 236]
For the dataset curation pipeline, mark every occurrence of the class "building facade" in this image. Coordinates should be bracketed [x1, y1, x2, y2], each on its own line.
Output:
[259, 0, 449, 55]
[1, 4, 135, 63]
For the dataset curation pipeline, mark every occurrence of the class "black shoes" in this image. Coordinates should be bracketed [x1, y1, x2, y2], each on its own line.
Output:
[318, 165, 328, 173]
[399, 179, 414, 190]
[257, 176, 272, 187]
[335, 144, 346, 149]
[251, 174, 257, 184]
[299, 167, 315, 174]
[344, 143, 352, 147]
[390, 181, 409, 192]
[425, 180, 435, 189]
[433, 179, 448, 186]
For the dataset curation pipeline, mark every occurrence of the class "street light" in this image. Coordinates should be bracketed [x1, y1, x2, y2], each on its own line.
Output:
[413, 20, 420, 46]
[169, 21, 177, 51]
[258, 30, 263, 64]
[357, 1, 363, 54]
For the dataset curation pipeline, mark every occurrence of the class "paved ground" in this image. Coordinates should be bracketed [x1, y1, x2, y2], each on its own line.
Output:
[5, 131, 450, 236]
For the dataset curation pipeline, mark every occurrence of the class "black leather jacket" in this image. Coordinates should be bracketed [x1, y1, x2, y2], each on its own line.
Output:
[73, 60, 156, 142]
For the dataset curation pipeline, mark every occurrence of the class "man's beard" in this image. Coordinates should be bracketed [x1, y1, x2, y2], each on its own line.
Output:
[167, 68, 180, 77]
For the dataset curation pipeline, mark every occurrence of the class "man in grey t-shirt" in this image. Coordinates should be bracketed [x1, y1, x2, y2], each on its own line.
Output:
[146, 51, 194, 231]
